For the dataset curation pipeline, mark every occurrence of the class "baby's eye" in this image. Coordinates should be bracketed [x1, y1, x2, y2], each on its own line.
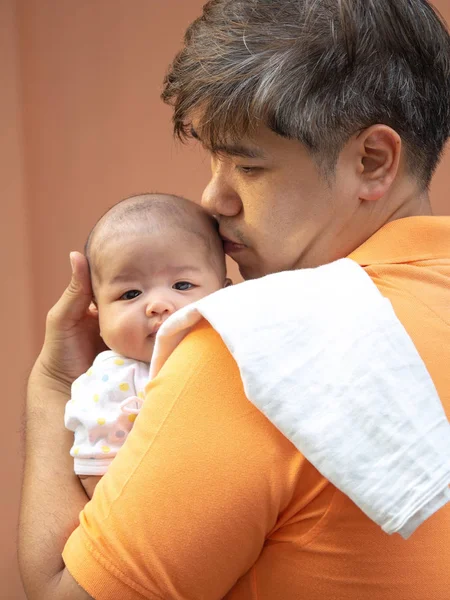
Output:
[173, 281, 194, 291]
[119, 290, 142, 301]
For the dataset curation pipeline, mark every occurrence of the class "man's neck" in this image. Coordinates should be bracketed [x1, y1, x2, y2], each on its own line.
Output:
[384, 189, 433, 223]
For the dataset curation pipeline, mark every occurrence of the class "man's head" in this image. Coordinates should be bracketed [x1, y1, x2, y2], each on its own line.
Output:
[86, 193, 228, 362]
[163, 0, 450, 278]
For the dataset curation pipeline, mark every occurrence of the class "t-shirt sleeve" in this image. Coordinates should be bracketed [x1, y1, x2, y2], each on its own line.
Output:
[62, 320, 302, 600]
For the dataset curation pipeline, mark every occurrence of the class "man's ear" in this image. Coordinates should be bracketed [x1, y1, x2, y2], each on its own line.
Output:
[356, 125, 401, 202]
[224, 278, 233, 288]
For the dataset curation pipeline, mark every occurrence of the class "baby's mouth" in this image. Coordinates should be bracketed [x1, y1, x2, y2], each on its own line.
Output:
[148, 322, 162, 337]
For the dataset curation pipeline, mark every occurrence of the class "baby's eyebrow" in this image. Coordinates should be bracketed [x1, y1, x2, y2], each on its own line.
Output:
[107, 265, 202, 284]
[165, 265, 203, 275]
[108, 269, 144, 285]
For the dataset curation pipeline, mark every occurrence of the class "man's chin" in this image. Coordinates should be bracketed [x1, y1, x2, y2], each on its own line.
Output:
[229, 250, 275, 280]
[237, 261, 265, 281]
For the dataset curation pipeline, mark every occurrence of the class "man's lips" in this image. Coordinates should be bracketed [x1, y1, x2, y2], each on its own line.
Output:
[220, 233, 246, 253]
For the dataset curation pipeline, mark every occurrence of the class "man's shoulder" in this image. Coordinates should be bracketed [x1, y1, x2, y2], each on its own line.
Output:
[172, 318, 236, 371]
[185, 318, 224, 344]
[154, 317, 244, 401]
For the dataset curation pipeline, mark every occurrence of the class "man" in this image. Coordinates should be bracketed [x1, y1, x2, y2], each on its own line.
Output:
[19, 1, 450, 599]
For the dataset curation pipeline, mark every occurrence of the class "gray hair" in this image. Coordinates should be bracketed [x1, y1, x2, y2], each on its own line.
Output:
[162, 0, 450, 186]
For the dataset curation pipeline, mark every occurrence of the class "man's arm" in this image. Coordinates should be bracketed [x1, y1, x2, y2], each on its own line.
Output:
[19, 372, 94, 600]
[19, 253, 105, 600]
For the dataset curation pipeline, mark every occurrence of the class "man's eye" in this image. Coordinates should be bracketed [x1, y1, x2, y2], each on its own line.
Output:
[236, 165, 261, 175]
[119, 290, 142, 301]
[173, 281, 194, 291]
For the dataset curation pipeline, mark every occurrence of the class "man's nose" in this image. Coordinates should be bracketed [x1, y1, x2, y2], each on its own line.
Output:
[145, 298, 173, 319]
[201, 162, 242, 217]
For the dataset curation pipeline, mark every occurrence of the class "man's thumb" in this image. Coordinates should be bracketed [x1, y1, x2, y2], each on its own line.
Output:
[50, 252, 93, 324]
[68, 250, 92, 299]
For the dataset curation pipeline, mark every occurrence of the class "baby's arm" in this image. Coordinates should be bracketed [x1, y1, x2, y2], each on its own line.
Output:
[78, 475, 102, 499]
[64, 352, 149, 498]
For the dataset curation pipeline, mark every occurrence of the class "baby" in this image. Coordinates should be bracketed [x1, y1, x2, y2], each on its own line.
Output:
[64, 193, 230, 496]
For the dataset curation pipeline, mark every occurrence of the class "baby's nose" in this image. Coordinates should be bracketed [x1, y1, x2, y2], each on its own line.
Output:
[145, 299, 173, 318]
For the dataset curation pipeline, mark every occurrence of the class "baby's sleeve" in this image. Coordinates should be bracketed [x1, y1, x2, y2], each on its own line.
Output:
[64, 351, 150, 475]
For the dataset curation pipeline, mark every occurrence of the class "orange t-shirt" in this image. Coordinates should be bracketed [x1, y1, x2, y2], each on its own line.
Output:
[63, 216, 450, 600]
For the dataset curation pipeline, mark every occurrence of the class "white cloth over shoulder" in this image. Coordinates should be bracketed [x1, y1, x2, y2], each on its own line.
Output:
[150, 258, 450, 539]
[65, 351, 149, 475]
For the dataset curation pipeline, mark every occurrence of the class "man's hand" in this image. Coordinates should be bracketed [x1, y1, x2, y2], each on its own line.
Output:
[34, 251, 106, 390]
[19, 252, 104, 600]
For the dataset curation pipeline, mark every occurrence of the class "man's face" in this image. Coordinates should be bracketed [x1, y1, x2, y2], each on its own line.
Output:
[200, 125, 361, 279]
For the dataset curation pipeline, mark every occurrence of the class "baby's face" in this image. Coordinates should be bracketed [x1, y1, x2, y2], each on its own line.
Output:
[93, 227, 226, 362]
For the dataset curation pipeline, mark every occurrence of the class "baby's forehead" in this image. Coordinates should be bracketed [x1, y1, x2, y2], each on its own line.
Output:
[87, 194, 225, 287]
[92, 225, 214, 280]
[93, 201, 215, 249]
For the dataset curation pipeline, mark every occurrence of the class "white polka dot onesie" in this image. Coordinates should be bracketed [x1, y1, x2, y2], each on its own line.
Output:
[64, 351, 150, 475]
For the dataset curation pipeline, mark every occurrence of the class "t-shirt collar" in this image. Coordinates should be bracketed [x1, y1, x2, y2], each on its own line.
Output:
[348, 216, 450, 266]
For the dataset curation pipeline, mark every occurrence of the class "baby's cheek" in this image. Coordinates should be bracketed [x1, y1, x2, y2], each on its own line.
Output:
[99, 308, 126, 349]
[97, 309, 114, 346]
[105, 318, 141, 358]
[98, 322, 115, 352]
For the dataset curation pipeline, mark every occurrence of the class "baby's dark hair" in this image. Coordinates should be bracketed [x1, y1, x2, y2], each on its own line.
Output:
[85, 193, 226, 283]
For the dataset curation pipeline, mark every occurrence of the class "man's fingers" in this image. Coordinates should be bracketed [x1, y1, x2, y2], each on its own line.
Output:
[47, 252, 93, 328]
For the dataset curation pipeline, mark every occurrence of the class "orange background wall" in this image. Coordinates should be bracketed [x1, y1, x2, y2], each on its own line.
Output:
[1, 1, 449, 598]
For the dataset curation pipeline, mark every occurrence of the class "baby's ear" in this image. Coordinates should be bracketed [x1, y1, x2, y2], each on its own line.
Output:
[88, 300, 99, 316]
[224, 278, 233, 288]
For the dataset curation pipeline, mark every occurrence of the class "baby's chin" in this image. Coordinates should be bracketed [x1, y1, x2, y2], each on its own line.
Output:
[107, 341, 155, 364]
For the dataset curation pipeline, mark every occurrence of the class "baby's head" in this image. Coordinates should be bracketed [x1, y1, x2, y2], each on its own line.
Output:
[86, 193, 229, 362]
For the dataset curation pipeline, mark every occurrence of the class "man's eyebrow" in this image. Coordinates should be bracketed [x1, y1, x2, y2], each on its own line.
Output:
[190, 126, 265, 159]
[212, 143, 266, 159]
